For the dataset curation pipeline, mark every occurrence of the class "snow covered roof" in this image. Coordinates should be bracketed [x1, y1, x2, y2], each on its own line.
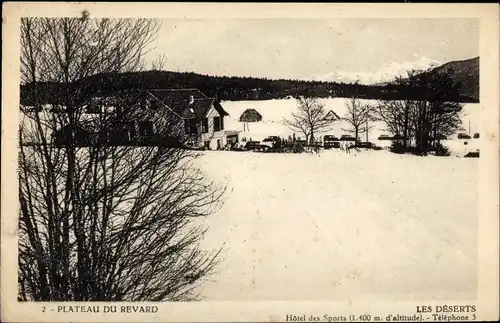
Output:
[324, 110, 341, 121]
[146, 89, 229, 119]
[20, 88, 231, 119]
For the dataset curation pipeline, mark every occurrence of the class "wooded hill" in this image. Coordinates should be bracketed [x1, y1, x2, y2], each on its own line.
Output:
[427, 57, 479, 102]
[20, 57, 479, 106]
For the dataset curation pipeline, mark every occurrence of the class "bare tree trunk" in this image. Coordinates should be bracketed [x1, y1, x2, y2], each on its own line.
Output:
[403, 104, 409, 148]
[343, 97, 373, 145]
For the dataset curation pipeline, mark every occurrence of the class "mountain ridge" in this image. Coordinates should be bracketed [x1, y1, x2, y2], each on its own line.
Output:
[430, 57, 479, 101]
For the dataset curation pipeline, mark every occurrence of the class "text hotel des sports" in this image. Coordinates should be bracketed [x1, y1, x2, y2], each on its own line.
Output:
[285, 305, 477, 322]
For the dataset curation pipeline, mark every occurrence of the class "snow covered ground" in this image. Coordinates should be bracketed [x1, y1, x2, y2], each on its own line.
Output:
[192, 98, 479, 301]
[195, 149, 478, 301]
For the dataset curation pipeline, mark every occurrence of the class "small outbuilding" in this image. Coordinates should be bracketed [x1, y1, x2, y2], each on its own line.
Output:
[239, 108, 263, 131]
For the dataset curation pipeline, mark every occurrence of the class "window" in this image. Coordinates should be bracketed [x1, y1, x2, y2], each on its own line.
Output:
[139, 121, 154, 137]
[214, 116, 221, 132]
[150, 100, 160, 111]
[227, 135, 238, 144]
[86, 104, 101, 114]
[184, 119, 198, 134]
[213, 116, 224, 132]
[202, 118, 208, 133]
[128, 123, 137, 141]
[109, 128, 129, 145]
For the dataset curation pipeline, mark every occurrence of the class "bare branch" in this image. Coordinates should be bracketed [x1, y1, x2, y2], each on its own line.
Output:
[151, 53, 167, 71]
[19, 18, 224, 301]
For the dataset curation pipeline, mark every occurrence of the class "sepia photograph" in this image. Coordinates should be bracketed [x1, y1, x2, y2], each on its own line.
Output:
[2, 2, 499, 322]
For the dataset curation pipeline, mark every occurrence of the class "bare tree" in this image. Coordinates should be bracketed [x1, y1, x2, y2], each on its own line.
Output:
[373, 99, 413, 148]
[19, 17, 225, 301]
[283, 97, 334, 145]
[372, 71, 422, 149]
[151, 53, 167, 71]
[342, 97, 374, 143]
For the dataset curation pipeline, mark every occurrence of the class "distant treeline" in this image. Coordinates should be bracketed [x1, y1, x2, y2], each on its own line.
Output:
[20, 69, 478, 106]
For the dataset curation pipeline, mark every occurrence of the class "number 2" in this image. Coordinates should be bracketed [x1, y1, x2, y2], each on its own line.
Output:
[42, 306, 46, 312]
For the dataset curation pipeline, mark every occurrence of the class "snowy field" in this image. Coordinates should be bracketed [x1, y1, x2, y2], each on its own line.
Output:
[193, 98, 479, 301]
[195, 150, 478, 301]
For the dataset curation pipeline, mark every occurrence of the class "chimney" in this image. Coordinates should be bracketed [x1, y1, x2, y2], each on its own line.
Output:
[189, 95, 194, 105]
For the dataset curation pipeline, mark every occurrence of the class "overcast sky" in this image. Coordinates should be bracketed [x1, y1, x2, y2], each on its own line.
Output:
[144, 18, 478, 81]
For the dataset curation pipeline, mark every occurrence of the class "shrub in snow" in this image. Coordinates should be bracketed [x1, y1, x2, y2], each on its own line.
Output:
[390, 141, 420, 155]
[434, 142, 451, 157]
[390, 141, 407, 154]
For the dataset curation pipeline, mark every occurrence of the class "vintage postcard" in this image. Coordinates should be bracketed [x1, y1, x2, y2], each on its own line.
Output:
[1, 2, 499, 322]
